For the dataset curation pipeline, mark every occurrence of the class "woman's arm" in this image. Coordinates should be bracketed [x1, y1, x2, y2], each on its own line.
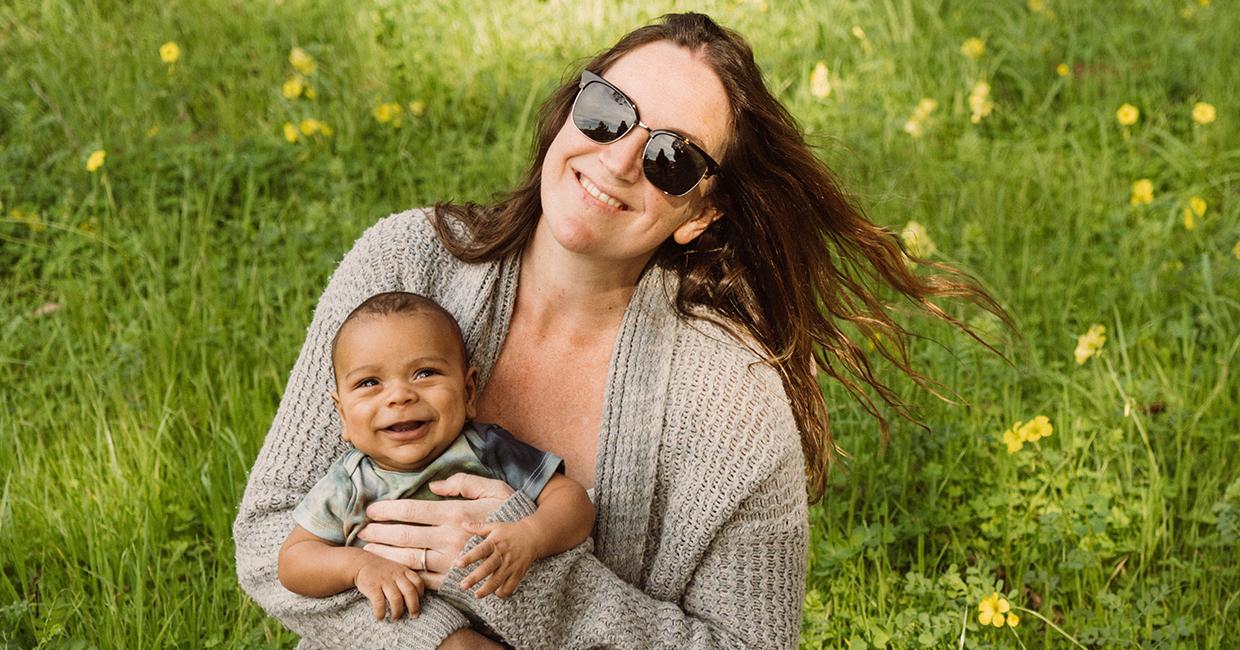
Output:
[360, 429, 807, 649]
[441, 444, 808, 649]
[232, 211, 472, 647]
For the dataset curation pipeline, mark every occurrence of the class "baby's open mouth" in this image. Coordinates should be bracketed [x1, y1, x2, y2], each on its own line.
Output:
[380, 420, 431, 440]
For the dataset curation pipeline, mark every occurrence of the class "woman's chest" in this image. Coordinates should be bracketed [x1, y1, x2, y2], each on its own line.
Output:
[475, 335, 613, 489]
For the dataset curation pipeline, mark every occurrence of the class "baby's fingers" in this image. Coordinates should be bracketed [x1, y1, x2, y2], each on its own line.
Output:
[383, 582, 405, 620]
[359, 584, 387, 621]
[497, 567, 527, 599]
[460, 554, 502, 593]
[456, 538, 494, 568]
[397, 572, 421, 618]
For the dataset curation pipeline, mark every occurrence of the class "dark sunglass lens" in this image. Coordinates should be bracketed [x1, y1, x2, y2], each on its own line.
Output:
[643, 133, 706, 195]
[573, 82, 634, 143]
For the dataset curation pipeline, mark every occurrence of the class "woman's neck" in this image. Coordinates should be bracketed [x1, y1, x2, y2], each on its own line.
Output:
[515, 223, 648, 335]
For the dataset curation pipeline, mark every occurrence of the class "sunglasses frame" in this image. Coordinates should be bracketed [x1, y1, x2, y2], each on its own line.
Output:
[572, 70, 721, 197]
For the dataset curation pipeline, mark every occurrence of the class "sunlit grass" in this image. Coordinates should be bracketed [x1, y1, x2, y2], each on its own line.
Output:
[2, 0, 1237, 647]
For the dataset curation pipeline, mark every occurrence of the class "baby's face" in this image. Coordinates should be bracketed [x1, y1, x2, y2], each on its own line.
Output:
[331, 311, 476, 472]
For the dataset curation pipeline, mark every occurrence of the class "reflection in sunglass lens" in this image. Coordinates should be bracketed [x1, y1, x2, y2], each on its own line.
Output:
[644, 132, 706, 196]
[572, 82, 634, 143]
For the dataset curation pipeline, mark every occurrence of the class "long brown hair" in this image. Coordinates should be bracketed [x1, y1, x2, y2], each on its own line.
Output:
[432, 13, 1013, 503]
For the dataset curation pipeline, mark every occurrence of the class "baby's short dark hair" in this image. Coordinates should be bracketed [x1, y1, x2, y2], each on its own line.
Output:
[330, 291, 467, 374]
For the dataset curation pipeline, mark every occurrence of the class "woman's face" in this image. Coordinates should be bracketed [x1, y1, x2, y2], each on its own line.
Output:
[538, 41, 730, 268]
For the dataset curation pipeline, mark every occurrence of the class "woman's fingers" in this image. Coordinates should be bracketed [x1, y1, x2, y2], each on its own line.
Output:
[366, 493, 502, 526]
[428, 473, 515, 501]
[419, 569, 443, 591]
[363, 543, 440, 572]
[358, 522, 433, 550]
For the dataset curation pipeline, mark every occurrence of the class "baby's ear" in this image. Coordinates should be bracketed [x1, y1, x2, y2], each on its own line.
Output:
[463, 367, 479, 419]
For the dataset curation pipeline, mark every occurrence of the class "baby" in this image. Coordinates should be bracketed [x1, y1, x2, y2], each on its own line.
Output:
[278, 291, 594, 621]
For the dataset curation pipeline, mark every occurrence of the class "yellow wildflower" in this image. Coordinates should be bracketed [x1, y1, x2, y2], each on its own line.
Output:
[160, 41, 181, 64]
[969, 80, 993, 124]
[810, 62, 831, 99]
[304, 85, 317, 100]
[289, 47, 317, 75]
[1189, 196, 1207, 218]
[850, 25, 872, 53]
[11, 208, 46, 232]
[282, 76, 304, 100]
[408, 99, 426, 116]
[1003, 421, 1025, 454]
[1075, 324, 1106, 365]
[1130, 179, 1154, 206]
[961, 37, 985, 60]
[373, 101, 403, 125]
[86, 149, 106, 173]
[1116, 103, 1139, 126]
[978, 593, 1018, 628]
[901, 221, 936, 258]
[1199, 0, 1210, 6]
[904, 98, 937, 138]
[282, 122, 299, 143]
[1233, 240, 1240, 260]
[146, 126, 159, 138]
[1181, 196, 1205, 231]
[1192, 102, 1216, 125]
[78, 218, 99, 235]
[299, 118, 333, 137]
[1020, 415, 1053, 442]
[1028, 0, 1045, 11]
[1056, 63, 1069, 77]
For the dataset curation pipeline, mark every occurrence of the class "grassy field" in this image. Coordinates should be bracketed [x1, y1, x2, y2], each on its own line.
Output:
[2, 0, 1237, 647]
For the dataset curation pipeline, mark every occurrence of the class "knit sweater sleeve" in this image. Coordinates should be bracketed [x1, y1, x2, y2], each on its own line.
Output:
[438, 382, 809, 649]
[232, 212, 470, 648]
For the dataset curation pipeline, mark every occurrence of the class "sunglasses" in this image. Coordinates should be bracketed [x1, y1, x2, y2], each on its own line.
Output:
[571, 70, 721, 197]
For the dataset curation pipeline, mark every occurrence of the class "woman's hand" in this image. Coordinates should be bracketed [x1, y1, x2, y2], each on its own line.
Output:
[358, 473, 515, 590]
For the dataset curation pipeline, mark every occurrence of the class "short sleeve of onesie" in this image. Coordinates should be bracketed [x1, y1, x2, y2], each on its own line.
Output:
[291, 451, 361, 545]
[463, 423, 565, 504]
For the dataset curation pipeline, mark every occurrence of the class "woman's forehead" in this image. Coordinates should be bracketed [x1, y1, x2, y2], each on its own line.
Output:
[602, 41, 731, 155]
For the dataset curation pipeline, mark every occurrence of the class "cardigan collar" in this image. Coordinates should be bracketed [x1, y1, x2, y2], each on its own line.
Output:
[464, 254, 681, 586]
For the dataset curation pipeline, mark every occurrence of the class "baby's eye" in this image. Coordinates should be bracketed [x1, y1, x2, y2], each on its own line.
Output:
[413, 368, 439, 380]
[356, 378, 379, 389]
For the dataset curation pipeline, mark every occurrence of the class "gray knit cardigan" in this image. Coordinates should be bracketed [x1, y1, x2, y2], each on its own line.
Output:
[233, 208, 809, 649]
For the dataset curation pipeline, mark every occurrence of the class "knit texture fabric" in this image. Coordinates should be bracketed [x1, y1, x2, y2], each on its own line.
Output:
[233, 208, 809, 649]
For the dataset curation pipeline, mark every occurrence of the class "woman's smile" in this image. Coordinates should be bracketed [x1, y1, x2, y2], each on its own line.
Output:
[576, 171, 629, 211]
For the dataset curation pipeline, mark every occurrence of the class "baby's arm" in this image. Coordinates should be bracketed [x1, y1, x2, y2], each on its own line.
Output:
[279, 525, 425, 620]
[455, 473, 594, 598]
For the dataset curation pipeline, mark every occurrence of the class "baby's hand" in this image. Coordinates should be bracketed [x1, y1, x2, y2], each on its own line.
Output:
[354, 555, 424, 621]
[456, 520, 538, 599]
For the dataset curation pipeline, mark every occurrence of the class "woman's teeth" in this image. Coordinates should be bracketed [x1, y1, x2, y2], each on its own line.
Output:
[578, 173, 626, 210]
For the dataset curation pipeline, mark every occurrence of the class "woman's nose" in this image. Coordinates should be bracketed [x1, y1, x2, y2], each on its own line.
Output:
[597, 127, 647, 184]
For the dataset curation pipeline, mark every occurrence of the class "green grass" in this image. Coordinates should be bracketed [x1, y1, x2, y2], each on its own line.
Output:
[2, 0, 1237, 647]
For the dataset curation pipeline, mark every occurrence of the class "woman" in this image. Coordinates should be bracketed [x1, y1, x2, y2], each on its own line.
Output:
[234, 13, 1007, 649]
